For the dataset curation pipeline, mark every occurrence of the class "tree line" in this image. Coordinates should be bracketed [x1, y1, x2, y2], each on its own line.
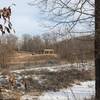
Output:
[0, 32, 94, 64]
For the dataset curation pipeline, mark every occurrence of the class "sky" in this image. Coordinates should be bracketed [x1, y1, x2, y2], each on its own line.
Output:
[0, 0, 45, 37]
[0, 0, 94, 38]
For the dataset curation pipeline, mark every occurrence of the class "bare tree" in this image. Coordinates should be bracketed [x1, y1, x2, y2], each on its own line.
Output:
[29, 0, 96, 98]
[6, 34, 18, 50]
[0, 5, 16, 98]
[21, 34, 32, 51]
[29, 0, 95, 63]
[0, 6, 15, 72]
[32, 35, 45, 52]
[0, 43, 14, 68]
[0, 6, 15, 68]
[42, 33, 52, 48]
[21, 34, 45, 52]
[29, 0, 94, 35]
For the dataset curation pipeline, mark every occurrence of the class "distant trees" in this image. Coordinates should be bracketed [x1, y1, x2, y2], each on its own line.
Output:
[0, 43, 14, 68]
[27, 0, 95, 65]
[32, 35, 45, 52]
[0, 35, 17, 68]
[28, 0, 94, 62]
[21, 34, 32, 51]
[21, 34, 45, 52]
[18, 33, 94, 63]
[6, 34, 17, 50]
[0, 6, 15, 68]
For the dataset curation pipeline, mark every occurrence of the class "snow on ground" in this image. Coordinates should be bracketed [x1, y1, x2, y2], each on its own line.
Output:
[12, 62, 94, 73]
[0, 62, 95, 100]
[38, 81, 95, 100]
[19, 81, 95, 100]
[20, 95, 38, 100]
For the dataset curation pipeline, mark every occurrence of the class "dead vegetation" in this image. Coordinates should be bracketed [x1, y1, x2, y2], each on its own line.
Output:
[8, 52, 58, 65]
[0, 66, 95, 99]
[38, 69, 94, 91]
[15, 68, 95, 92]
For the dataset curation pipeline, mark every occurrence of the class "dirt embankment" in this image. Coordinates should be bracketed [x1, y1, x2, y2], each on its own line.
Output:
[8, 52, 58, 65]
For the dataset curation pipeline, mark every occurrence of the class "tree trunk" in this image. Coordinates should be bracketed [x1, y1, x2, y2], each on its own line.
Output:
[96, 0, 100, 99]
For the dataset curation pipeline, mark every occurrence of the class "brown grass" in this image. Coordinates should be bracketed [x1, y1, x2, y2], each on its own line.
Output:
[8, 52, 58, 65]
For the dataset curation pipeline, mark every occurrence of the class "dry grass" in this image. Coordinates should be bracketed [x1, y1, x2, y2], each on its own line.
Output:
[19, 69, 94, 92]
[8, 52, 58, 65]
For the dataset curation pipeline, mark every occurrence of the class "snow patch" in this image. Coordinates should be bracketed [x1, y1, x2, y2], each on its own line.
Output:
[38, 81, 95, 100]
[20, 95, 38, 100]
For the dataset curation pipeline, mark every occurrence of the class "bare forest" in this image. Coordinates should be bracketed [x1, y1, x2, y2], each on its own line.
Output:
[0, 0, 96, 100]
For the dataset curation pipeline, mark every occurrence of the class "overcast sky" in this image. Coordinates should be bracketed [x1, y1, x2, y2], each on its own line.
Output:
[0, 0, 94, 38]
[0, 0, 45, 37]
